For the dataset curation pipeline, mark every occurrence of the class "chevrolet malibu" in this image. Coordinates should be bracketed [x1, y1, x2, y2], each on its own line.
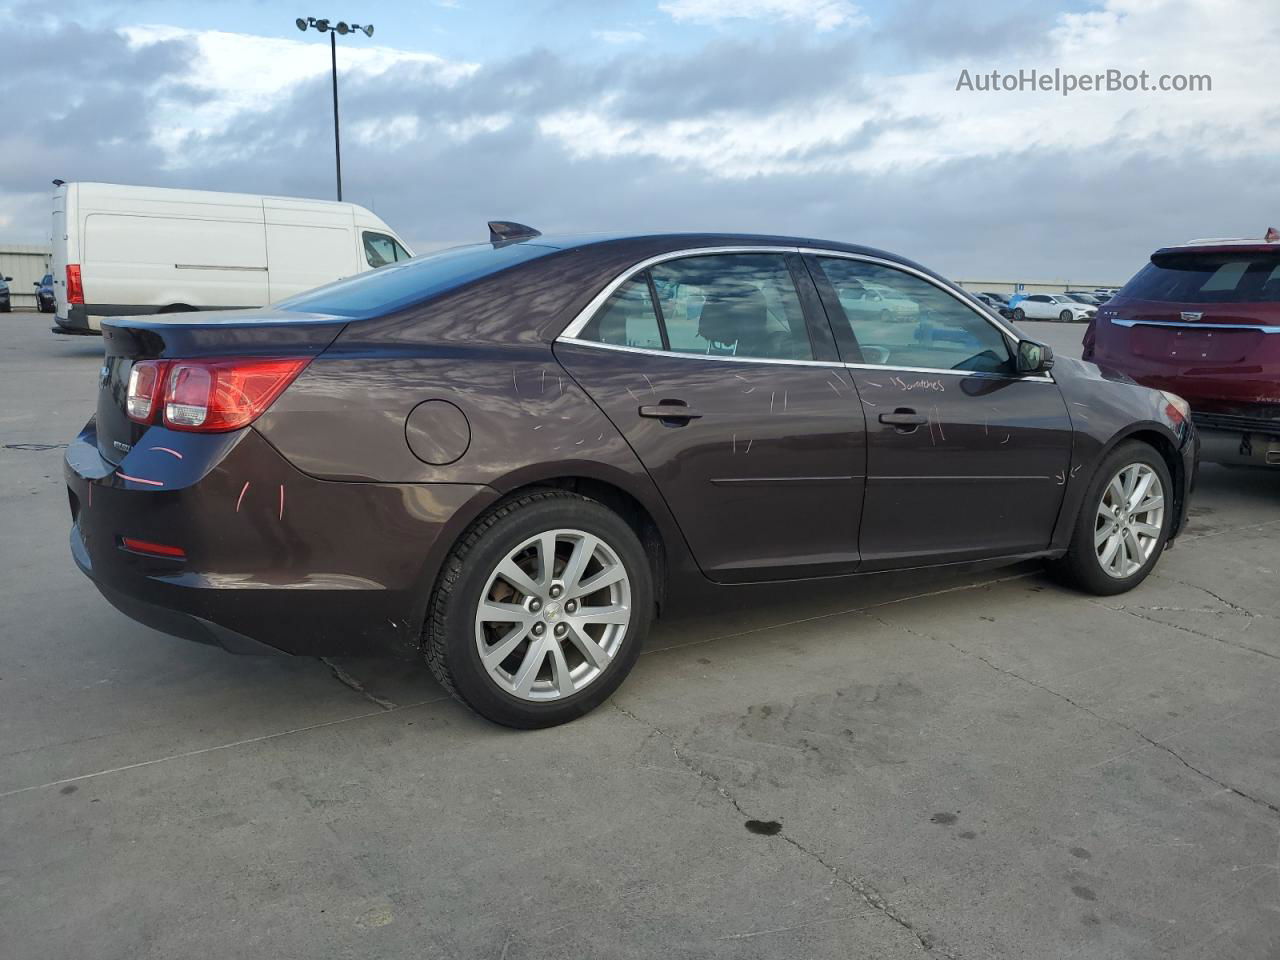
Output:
[66, 226, 1197, 727]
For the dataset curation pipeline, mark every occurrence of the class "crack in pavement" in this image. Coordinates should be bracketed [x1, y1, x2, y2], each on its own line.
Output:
[1094, 602, 1280, 664]
[611, 701, 956, 957]
[1158, 575, 1261, 620]
[321, 658, 398, 711]
[865, 613, 1280, 821]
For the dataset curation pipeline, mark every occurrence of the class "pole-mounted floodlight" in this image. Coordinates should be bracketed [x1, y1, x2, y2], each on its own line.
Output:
[294, 15, 376, 201]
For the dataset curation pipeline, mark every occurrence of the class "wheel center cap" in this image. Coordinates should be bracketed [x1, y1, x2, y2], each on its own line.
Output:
[543, 601, 561, 622]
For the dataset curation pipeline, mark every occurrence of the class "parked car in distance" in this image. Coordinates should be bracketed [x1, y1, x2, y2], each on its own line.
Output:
[974, 292, 1015, 319]
[831, 276, 920, 322]
[1014, 293, 1097, 323]
[50, 181, 413, 334]
[66, 225, 1197, 727]
[1084, 238, 1280, 467]
[0, 275, 11, 312]
[1065, 291, 1103, 306]
[35, 273, 55, 312]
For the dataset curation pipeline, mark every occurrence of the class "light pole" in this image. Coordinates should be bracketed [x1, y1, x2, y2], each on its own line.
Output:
[295, 16, 374, 202]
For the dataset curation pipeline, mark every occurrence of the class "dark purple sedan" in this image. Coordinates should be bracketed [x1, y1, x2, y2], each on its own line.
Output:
[65, 224, 1197, 727]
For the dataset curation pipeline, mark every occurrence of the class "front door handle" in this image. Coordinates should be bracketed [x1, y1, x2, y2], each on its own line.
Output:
[879, 409, 927, 432]
[639, 401, 702, 425]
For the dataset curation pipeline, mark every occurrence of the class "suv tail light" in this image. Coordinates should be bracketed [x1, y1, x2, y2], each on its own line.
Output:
[66, 264, 84, 305]
[126, 357, 309, 432]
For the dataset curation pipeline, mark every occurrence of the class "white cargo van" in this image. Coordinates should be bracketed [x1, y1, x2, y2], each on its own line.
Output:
[51, 182, 413, 333]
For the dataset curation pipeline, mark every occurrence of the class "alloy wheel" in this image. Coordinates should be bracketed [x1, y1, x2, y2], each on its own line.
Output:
[1094, 463, 1165, 579]
[474, 528, 632, 701]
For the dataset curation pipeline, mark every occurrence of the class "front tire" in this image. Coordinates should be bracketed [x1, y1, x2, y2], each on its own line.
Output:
[1053, 441, 1172, 596]
[424, 489, 652, 728]
[1059, 309, 1074, 322]
[1013, 307, 1026, 321]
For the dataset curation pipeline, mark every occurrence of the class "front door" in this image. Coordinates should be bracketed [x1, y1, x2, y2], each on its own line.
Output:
[807, 254, 1073, 569]
[557, 251, 866, 583]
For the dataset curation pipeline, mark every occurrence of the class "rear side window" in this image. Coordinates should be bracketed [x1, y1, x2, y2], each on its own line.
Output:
[363, 231, 412, 268]
[276, 242, 557, 319]
[577, 277, 664, 350]
[576, 253, 814, 362]
[1123, 254, 1280, 303]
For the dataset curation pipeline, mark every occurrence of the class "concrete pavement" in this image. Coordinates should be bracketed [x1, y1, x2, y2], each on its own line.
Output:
[2, 314, 1278, 959]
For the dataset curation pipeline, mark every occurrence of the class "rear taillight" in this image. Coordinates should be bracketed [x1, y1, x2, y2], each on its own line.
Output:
[126, 360, 171, 423]
[163, 357, 310, 432]
[125, 356, 308, 431]
[66, 264, 84, 305]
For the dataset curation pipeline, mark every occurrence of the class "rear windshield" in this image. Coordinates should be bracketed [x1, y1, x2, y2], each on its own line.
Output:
[1122, 253, 1280, 304]
[275, 241, 559, 319]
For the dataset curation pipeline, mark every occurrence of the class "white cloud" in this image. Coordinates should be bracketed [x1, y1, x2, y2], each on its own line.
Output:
[122, 25, 475, 163]
[593, 29, 646, 45]
[547, 0, 1279, 178]
[659, 0, 866, 32]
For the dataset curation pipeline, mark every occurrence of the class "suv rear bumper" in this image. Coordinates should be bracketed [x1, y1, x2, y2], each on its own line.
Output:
[65, 420, 497, 657]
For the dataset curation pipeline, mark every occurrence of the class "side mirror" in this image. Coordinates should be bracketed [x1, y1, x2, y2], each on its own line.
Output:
[1016, 340, 1054, 374]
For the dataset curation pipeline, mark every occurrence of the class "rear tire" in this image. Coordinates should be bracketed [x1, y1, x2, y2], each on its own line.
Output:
[1052, 440, 1172, 596]
[424, 489, 653, 728]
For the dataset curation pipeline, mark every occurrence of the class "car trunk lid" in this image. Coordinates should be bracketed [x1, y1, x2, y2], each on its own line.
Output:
[96, 309, 347, 464]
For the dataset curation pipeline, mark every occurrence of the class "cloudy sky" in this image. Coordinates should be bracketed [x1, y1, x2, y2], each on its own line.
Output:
[1, 0, 1276, 282]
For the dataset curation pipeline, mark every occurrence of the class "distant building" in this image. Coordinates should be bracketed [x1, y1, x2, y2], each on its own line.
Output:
[0, 244, 52, 310]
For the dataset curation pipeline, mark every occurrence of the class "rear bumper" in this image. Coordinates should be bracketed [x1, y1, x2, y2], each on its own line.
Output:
[53, 305, 97, 334]
[65, 420, 497, 657]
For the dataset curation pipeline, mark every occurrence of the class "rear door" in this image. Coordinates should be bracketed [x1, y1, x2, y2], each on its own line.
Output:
[808, 253, 1073, 568]
[556, 250, 866, 583]
[51, 185, 70, 320]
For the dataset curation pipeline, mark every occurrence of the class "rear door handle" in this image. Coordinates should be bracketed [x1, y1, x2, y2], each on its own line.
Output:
[639, 401, 702, 425]
[879, 409, 927, 432]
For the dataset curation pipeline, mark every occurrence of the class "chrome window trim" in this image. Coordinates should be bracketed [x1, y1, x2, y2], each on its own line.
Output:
[555, 336, 844, 368]
[843, 362, 1054, 383]
[1110, 317, 1280, 334]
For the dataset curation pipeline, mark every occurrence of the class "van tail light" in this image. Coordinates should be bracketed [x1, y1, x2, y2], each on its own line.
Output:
[164, 357, 310, 432]
[127, 360, 171, 423]
[66, 264, 84, 304]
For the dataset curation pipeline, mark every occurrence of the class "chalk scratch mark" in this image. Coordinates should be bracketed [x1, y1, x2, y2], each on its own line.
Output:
[235, 481, 250, 513]
[642, 374, 657, 396]
[770, 391, 776, 414]
[278, 484, 285, 520]
[861, 397, 877, 408]
[511, 367, 519, 396]
[1001, 433, 1011, 445]
[744, 438, 753, 454]
[149, 446, 183, 460]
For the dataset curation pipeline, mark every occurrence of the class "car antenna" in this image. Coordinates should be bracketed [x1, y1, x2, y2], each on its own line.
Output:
[488, 221, 541, 243]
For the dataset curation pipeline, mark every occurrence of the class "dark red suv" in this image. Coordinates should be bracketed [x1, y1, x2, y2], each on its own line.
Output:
[1084, 240, 1280, 466]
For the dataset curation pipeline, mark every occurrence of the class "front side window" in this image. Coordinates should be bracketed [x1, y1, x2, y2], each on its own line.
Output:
[817, 258, 1013, 373]
[363, 231, 411, 268]
[576, 253, 814, 361]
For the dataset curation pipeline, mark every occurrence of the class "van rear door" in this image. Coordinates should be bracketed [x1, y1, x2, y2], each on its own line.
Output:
[51, 184, 70, 320]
